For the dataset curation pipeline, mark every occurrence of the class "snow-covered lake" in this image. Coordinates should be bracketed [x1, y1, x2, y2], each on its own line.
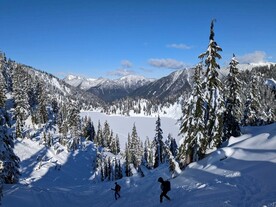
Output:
[81, 111, 182, 149]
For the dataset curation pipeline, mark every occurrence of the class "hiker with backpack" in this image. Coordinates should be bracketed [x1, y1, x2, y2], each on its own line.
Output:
[158, 177, 171, 203]
[111, 182, 121, 200]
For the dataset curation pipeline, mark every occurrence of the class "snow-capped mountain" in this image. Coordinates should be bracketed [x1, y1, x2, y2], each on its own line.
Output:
[64, 74, 154, 102]
[130, 69, 193, 101]
[63, 75, 108, 90]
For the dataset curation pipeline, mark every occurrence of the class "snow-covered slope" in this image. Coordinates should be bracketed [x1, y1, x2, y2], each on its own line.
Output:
[3, 121, 276, 207]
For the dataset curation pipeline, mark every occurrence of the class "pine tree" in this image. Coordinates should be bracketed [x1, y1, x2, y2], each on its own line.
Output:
[102, 121, 110, 148]
[83, 117, 95, 141]
[242, 73, 261, 126]
[153, 115, 164, 168]
[12, 65, 30, 138]
[125, 142, 132, 177]
[67, 102, 80, 151]
[0, 108, 20, 184]
[165, 134, 178, 157]
[95, 121, 102, 146]
[36, 82, 48, 124]
[177, 63, 206, 167]
[115, 134, 120, 154]
[223, 54, 242, 140]
[0, 73, 6, 108]
[198, 19, 225, 149]
[0, 160, 3, 203]
[129, 124, 143, 169]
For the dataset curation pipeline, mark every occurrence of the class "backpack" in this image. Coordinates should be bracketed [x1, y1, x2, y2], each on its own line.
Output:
[115, 184, 121, 192]
[164, 180, 171, 191]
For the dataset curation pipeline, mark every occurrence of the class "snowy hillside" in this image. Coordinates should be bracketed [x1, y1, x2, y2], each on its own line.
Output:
[3, 122, 276, 207]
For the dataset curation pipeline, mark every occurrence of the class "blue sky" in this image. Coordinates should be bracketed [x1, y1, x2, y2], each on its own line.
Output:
[0, 0, 275, 79]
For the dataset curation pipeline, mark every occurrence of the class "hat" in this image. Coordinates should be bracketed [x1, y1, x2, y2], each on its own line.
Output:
[158, 177, 163, 182]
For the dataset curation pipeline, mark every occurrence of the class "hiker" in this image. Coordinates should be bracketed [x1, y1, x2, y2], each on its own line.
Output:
[158, 177, 171, 203]
[112, 182, 121, 200]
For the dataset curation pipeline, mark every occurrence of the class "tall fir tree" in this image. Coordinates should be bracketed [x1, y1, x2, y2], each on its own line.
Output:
[0, 108, 20, 184]
[177, 63, 206, 167]
[223, 54, 242, 140]
[242, 73, 261, 126]
[128, 124, 143, 170]
[36, 82, 48, 124]
[67, 102, 80, 151]
[153, 115, 164, 168]
[198, 19, 225, 149]
[12, 65, 30, 138]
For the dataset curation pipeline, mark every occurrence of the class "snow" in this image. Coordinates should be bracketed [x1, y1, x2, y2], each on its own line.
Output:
[265, 78, 276, 90]
[3, 117, 276, 206]
[80, 111, 181, 149]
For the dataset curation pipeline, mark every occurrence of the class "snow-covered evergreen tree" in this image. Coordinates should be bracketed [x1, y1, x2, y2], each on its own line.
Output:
[153, 115, 164, 168]
[165, 133, 178, 158]
[82, 117, 95, 141]
[36, 82, 48, 124]
[242, 73, 261, 126]
[128, 124, 143, 170]
[67, 102, 81, 151]
[12, 65, 30, 138]
[178, 63, 206, 167]
[223, 54, 242, 140]
[0, 73, 6, 108]
[95, 121, 102, 146]
[0, 108, 20, 184]
[102, 121, 111, 148]
[198, 19, 225, 149]
[0, 160, 3, 203]
[125, 142, 132, 177]
[143, 137, 154, 169]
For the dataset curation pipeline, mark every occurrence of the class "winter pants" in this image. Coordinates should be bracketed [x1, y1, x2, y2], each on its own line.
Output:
[160, 191, 170, 203]
[115, 191, 120, 200]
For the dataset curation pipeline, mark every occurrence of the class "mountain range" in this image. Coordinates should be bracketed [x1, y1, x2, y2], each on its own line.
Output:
[64, 62, 276, 103]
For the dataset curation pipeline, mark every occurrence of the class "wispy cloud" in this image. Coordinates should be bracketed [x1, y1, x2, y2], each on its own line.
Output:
[121, 60, 133, 68]
[107, 68, 136, 77]
[237, 51, 267, 64]
[148, 58, 186, 69]
[166, 43, 192, 50]
[107, 60, 136, 77]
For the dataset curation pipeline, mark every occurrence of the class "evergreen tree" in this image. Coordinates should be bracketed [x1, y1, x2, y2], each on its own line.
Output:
[83, 117, 95, 141]
[67, 102, 80, 151]
[198, 19, 225, 149]
[223, 54, 242, 140]
[36, 82, 48, 124]
[125, 142, 132, 177]
[242, 73, 261, 126]
[128, 124, 143, 169]
[0, 160, 3, 203]
[102, 121, 111, 147]
[115, 134, 120, 154]
[12, 65, 30, 138]
[143, 137, 154, 169]
[0, 73, 6, 108]
[95, 121, 102, 146]
[165, 134, 178, 158]
[0, 108, 20, 184]
[178, 63, 206, 167]
[153, 115, 164, 168]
